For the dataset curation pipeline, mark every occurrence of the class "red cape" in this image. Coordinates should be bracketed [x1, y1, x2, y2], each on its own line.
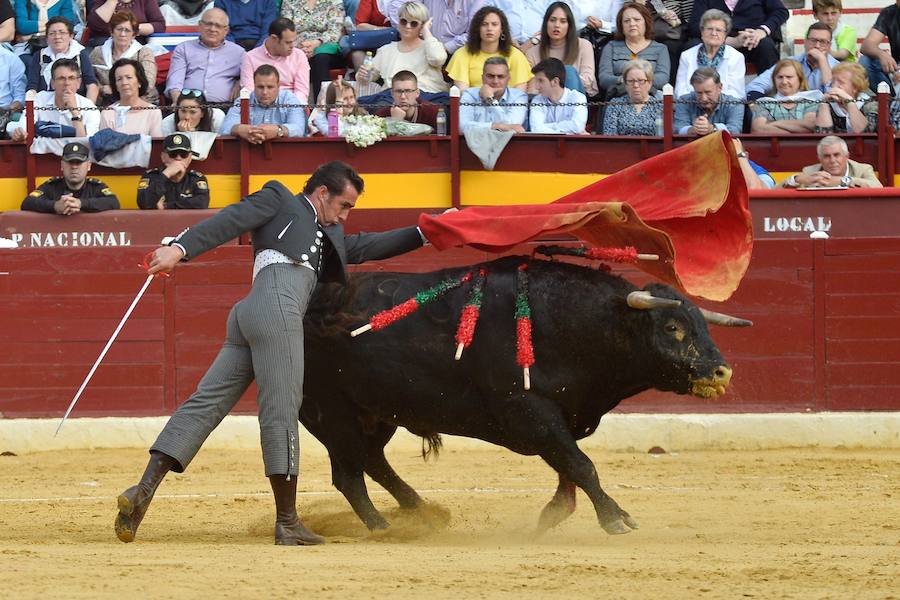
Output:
[418, 132, 753, 301]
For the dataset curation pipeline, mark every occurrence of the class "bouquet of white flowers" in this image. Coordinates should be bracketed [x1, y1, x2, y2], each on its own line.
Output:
[343, 114, 387, 148]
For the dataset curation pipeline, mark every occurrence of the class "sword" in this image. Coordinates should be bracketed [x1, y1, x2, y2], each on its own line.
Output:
[55, 252, 166, 436]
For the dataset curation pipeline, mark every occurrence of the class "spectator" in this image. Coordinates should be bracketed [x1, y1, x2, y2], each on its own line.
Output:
[746, 22, 837, 101]
[601, 58, 661, 135]
[732, 137, 776, 189]
[165, 8, 244, 105]
[14, 0, 77, 40]
[100, 57, 163, 135]
[240, 17, 310, 103]
[21, 141, 120, 214]
[220, 64, 306, 142]
[89, 11, 157, 107]
[214, 0, 276, 50]
[674, 67, 743, 136]
[161, 90, 226, 134]
[674, 9, 744, 100]
[87, 0, 165, 43]
[0, 43, 26, 120]
[781, 135, 882, 188]
[0, 0, 15, 44]
[597, 3, 670, 99]
[446, 6, 531, 92]
[279, 0, 345, 102]
[10, 58, 101, 141]
[356, 1, 448, 104]
[647, 0, 691, 84]
[491, 0, 549, 51]
[529, 57, 588, 134]
[309, 78, 367, 135]
[573, 0, 623, 34]
[137, 134, 210, 210]
[388, 0, 485, 54]
[860, 1, 900, 95]
[816, 62, 876, 134]
[458, 56, 528, 134]
[26, 16, 99, 104]
[687, 0, 788, 76]
[750, 59, 821, 134]
[374, 69, 439, 127]
[342, 0, 392, 73]
[158, 1, 211, 26]
[525, 1, 598, 97]
[813, 0, 856, 63]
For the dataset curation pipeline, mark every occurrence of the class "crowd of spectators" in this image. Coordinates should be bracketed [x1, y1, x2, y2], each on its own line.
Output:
[2, 0, 900, 204]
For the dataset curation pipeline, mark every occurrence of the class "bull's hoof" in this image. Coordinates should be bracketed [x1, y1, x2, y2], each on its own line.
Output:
[600, 518, 632, 535]
[622, 512, 640, 530]
[114, 485, 152, 543]
[366, 515, 390, 531]
[275, 519, 326, 545]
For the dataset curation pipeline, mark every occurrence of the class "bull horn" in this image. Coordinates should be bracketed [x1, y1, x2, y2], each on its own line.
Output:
[699, 307, 753, 327]
[626, 291, 682, 310]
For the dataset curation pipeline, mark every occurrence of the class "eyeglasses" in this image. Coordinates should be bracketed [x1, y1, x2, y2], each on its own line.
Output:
[47, 29, 70, 37]
[393, 88, 418, 95]
[180, 89, 204, 99]
[167, 150, 191, 159]
[806, 37, 831, 47]
[625, 78, 649, 86]
[199, 20, 227, 29]
[113, 26, 134, 34]
[702, 26, 726, 34]
[399, 18, 421, 28]
[54, 75, 81, 82]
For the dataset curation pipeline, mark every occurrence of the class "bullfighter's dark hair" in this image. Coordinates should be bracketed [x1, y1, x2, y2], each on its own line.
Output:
[303, 161, 365, 196]
[110, 58, 149, 100]
[532, 57, 567, 87]
[466, 6, 512, 56]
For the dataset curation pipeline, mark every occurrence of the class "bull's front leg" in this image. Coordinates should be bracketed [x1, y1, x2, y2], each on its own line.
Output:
[497, 394, 639, 535]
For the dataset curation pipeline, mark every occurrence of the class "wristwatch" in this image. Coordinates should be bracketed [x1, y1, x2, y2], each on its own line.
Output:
[70, 115, 82, 122]
[787, 174, 799, 188]
[530, 36, 540, 46]
[840, 175, 852, 187]
[277, 125, 284, 137]
[735, 151, 748, 159]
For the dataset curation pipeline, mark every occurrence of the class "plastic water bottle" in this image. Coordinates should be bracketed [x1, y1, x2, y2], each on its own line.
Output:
[327, 109, 339, 138]
[655, 116, 663, 137]
[360, 51, 375, 83]
[436, 108, 447, 136]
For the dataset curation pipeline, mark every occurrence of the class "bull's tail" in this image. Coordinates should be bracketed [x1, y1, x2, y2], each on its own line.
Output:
[421, 433, 443, 462]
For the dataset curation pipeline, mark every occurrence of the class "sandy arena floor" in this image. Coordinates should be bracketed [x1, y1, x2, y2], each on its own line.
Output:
[1, 442, 898, 599]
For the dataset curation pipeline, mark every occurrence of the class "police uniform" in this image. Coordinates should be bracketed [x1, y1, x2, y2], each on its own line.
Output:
[21, 142, 120, 215]
[137, 134, 210, 210]
[136, 168, 210, 210]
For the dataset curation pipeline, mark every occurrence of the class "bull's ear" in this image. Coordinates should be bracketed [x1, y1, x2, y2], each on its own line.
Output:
[699, 307, 753, 327]
[627, 291, 682, 310]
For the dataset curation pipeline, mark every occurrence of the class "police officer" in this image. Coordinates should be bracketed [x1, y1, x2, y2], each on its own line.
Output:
[21, 142, 120, 215]
[137, 134, 210, 210]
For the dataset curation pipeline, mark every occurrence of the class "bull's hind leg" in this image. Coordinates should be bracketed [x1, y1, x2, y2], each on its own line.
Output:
[363, 422, 424, 510]
[498, 394, 638, 535]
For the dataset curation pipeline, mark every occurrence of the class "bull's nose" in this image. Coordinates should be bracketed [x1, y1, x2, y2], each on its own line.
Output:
[714, 365, 733, 386]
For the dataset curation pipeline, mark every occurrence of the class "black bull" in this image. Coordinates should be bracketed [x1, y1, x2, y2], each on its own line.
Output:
[299, 256, 749, 535]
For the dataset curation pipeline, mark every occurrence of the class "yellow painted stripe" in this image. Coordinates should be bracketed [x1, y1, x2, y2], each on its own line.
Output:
[0, 178, 29, 212]
[461, 171, 608, 206]
[249, 172, 452, 209]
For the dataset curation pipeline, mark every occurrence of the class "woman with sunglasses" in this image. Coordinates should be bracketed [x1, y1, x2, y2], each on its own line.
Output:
[356, 1, 447, 99]
[161, 89, 226, 135]
[100, 57, 162, 136]
[90, 11, 158, 107]
[525, 2, 598, 97]
[446, 6, 532, 92]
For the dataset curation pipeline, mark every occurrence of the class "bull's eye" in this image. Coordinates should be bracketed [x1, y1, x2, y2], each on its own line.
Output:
[664, 321, 686, 341]
[664, 323, 678, 333]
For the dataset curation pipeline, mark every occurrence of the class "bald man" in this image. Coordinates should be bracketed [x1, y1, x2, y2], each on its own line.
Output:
[165, 8, 247, 104]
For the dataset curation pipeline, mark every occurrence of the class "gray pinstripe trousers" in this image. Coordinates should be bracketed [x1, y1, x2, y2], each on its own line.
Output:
[151, 263, 316, 477]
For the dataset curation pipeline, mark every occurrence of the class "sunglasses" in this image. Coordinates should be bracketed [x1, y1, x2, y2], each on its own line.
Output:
[180, 89, 204, 99]
[399, 18, 421, 28]
[167, 150, 191, 159]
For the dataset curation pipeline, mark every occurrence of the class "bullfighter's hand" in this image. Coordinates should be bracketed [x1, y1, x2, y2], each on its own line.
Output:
[148, 245, 185, 275]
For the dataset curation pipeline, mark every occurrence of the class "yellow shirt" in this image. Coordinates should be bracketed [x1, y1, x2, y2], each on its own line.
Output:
[446, 47, 532, 88]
